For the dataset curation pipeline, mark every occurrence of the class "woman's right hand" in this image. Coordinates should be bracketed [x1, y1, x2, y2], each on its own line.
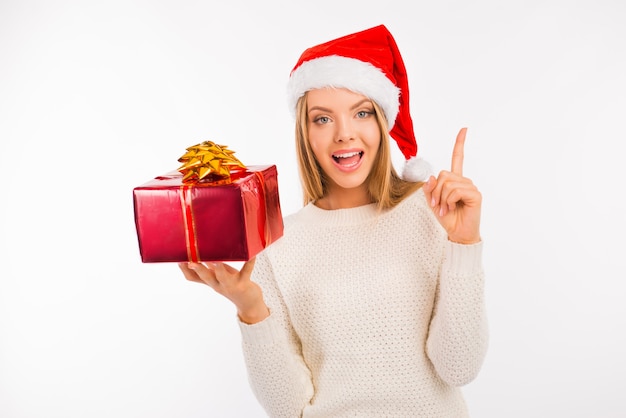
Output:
[178, 257, 270, 324]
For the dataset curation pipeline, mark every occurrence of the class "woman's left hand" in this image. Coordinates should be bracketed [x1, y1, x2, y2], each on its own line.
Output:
[422, 127, 482, 244]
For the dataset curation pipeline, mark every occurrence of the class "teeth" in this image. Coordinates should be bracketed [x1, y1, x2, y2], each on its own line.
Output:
[334, 151, 360, 158]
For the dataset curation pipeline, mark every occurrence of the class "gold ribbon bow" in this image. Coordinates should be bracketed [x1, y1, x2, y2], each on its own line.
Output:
[177, 141, 246, 183]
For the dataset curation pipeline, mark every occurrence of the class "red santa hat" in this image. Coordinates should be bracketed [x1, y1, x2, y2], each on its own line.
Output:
[287, 24, 431, 182]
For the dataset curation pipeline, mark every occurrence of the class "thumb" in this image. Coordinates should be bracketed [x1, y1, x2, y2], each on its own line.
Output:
[422, 175, 435, 204]
[240, 257, 257, 279]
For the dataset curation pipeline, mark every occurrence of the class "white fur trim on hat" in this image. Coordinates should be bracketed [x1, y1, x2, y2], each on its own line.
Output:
[402, 155, 432, 182]
[287, 55, 400, 129]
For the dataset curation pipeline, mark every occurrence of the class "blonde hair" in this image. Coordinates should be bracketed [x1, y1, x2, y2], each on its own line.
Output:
[295, 93, 423, 211]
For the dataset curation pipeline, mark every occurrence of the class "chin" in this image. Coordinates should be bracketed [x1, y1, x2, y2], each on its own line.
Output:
[332, 176, 370, 191]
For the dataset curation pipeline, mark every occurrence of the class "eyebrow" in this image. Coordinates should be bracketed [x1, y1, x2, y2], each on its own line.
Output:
[308, 98, 373, 115]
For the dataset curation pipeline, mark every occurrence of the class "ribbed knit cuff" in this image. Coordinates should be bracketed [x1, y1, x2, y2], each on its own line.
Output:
[238, 311, 284, 346]
[444, 240, 483, 277]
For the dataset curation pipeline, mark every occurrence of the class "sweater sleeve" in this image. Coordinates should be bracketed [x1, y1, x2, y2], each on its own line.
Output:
[426, 240, 489, 387]
[238, 250, 314, 417]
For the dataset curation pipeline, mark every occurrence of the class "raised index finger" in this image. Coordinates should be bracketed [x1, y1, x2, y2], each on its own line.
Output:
[451, 127, 467, 175]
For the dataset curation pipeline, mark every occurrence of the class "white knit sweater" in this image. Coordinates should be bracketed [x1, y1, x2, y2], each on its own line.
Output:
[238, 189, 488, 417]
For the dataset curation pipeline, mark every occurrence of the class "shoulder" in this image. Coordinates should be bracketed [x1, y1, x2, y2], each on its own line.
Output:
[263, 204, 316, 255]
[400, 187, 429, 209]
[391, 188, 432, 220]
[281, 203, 315, 234]
[388, 188, 447, 240]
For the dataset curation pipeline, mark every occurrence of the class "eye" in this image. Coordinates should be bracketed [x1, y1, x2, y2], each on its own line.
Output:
[314, 116, 331, 124]
[356, 110, 374, 119]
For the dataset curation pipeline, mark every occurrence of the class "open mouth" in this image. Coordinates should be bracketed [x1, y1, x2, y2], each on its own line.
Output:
[332, 151, 364, 167]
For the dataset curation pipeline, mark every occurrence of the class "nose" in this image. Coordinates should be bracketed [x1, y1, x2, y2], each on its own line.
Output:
[334, 116, 355, 143]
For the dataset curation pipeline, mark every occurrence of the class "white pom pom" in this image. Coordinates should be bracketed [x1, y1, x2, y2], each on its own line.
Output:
[402, 156, 433, 182]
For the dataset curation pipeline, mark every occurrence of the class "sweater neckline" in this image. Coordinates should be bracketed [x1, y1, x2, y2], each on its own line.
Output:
[299, 201, 380, 226]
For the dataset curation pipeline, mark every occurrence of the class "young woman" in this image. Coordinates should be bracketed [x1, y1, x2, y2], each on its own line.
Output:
[180, 25, 488, 417]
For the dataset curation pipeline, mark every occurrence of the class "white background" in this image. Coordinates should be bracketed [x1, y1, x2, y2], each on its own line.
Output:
[1, 1, 625, 417]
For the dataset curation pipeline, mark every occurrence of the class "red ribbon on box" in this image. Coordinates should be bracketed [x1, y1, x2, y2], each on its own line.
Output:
[175, 141, 271, 262]
[253, 171, 270, 248]
[179, 183, 199, 262]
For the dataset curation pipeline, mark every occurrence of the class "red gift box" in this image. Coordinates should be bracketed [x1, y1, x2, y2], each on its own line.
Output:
[133, 165, 283, 262]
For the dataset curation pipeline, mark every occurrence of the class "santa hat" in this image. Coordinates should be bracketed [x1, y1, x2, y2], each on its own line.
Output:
[286, 24, 431, 182]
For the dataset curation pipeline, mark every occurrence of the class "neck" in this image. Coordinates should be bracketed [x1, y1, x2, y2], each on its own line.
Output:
[315, 185, 372, 210]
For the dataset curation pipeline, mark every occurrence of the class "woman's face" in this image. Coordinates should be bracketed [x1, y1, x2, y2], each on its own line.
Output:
[306, 88, 381, 200]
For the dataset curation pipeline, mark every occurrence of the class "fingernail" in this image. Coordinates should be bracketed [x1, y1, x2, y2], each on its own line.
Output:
[431, 197, 436, 208]
[439, 207, 444, 217]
